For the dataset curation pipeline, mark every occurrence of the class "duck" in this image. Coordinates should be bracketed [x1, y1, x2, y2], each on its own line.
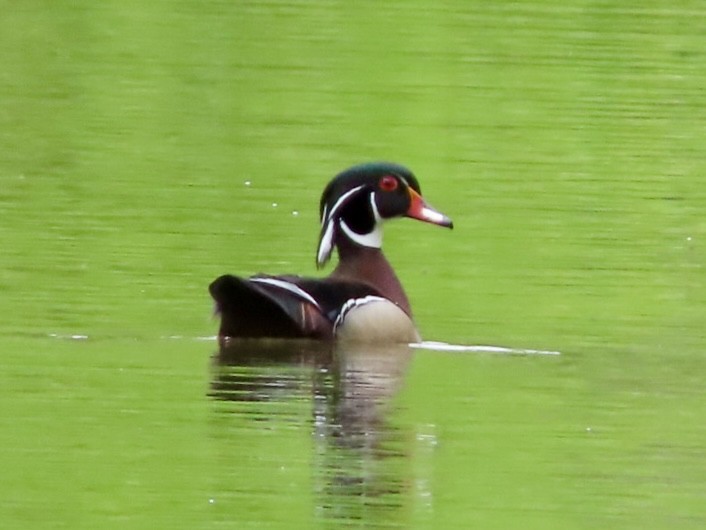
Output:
[209, 162, 453, 343]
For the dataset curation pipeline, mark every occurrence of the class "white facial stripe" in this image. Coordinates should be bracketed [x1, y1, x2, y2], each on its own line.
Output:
[250, 277, 321, 309]
[369, 192, 382, 222]
[317, 184, 368, 266]
[316, 219, 336, 266]
[322, 185, 366, 226]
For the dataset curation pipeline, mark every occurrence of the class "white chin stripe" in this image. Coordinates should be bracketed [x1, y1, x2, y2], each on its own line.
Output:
[250, 277, 321, 309]
[340, 220, 382, 249]
[337, 191, 384, 248]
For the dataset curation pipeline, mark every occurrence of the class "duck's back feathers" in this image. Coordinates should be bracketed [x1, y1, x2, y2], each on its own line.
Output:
[209, 275, 319, 338]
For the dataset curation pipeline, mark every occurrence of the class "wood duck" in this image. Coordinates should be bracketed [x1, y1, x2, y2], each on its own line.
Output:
[209, 162, 453, 343]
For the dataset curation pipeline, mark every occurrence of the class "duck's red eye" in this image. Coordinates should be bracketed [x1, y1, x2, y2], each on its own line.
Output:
[379, 175, 398, 192]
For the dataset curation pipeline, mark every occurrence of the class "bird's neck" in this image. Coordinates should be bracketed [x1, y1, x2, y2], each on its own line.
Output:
[329, 235, 412, 317]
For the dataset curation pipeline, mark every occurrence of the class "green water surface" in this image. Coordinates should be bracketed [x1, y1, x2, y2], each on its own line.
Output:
[1, 1, 705, 528]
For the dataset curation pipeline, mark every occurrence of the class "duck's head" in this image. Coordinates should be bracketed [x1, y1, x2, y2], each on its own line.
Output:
[316, 162, 453, 268]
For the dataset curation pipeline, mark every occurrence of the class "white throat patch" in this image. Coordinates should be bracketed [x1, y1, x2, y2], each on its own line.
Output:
[339, 220, 383, 248]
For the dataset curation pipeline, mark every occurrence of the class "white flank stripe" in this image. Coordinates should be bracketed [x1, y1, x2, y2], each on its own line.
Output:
[250, 278, 321, 309]
[333, 295, 387, 331]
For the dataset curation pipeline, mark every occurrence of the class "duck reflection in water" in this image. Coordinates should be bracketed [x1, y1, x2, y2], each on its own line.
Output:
[210, 338, 416, 524]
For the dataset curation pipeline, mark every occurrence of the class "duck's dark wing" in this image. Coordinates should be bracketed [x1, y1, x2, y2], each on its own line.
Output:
[209, 275, 329, 339]
[209, 274, 381, 339]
